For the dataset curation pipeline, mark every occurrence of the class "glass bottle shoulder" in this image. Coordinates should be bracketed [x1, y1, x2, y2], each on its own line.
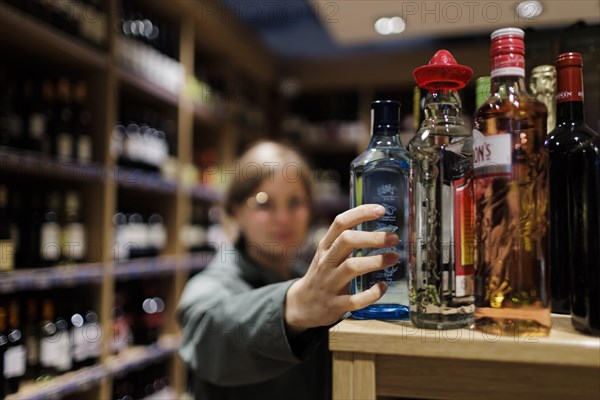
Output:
[547, 122, 600, 153]
[351, 141, 410, 170]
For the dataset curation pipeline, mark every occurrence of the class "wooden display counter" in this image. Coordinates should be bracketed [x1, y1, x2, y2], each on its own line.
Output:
[329, 314, 600, 400]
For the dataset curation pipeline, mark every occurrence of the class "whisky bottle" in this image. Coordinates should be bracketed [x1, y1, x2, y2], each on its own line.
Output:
[350, 100, 410, 319]
[473, 28, 550, 336]
[409, 50, 475, 329]
[547, 52, 600, 333]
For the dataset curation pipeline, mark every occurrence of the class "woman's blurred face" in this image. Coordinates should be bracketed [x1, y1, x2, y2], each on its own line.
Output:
[235, 172, 310, 263]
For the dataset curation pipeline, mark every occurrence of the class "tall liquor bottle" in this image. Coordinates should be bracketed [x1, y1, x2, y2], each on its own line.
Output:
[530, 65, 557, 133]
[547, 53, 599, 333]
[473, 28, 550, 336]
[350, 100, 410, 319]
[38, 299, 59, 379]
[409, 50, 475, 329]
[4, 301, 25, 394]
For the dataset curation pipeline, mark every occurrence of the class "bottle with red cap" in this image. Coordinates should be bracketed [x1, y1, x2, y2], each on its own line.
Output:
[409, 49, 474, 329]
[547, 52, 599, 335]
[473, 28, 550, 337]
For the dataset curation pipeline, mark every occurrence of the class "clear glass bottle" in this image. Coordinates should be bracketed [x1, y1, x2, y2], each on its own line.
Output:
[409, 50, 475, 329]
[350, 100, 410, 320]
[473, 28, 550, 337]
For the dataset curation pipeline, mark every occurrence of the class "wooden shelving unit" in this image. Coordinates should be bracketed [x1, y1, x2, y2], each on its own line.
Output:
[0, 0, 274, 398]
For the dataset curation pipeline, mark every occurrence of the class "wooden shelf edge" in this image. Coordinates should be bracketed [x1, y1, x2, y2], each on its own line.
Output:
[0, 146, 107, 183]
[5, 365, 107, 400]
[0, 263, 105, 294]
[1, 252, 215, 293]
[114, 166, 178, 195]
[6, 336, 181, 400]
[329, 315, 600, 369]
[117, 67, 180, 108]
[0, 3, 108, 69]
[106, 335, 181, 376]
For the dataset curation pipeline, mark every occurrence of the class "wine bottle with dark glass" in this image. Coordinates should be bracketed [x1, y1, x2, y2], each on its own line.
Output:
[4, 300, 26, 394]
[547, 52, 600, 334]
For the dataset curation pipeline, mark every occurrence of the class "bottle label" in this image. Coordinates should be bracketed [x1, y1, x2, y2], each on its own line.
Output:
[40, 334, 60, 367]
[78, 136, 93, 163]
[84, 322, 102, 358]
[72, 326, 86, 362]
[0, 240, 15, 271]
[58, 133, 72, 160]
[3, 345, 26, 378]
[491, 54, 525, 78]
[40, 222, 61, 261]
[557, 67, 584, 103]
[62, 223, 86, 261]
[54, 331, 72, 371]
[453, 174, 474, 297]
[357, 169, 409, 304]
[29, 113, 47, 139]
[473, 130, 512, 177]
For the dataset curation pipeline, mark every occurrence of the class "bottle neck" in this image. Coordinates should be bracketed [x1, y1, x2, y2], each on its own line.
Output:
[557, 101, 584, 124]
[422, 89, 464, 127]
[556, 63, 585, 123]
[491, 75, 528, 98]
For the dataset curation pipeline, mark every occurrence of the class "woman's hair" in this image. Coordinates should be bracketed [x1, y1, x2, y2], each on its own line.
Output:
[223, 141, 314, 217]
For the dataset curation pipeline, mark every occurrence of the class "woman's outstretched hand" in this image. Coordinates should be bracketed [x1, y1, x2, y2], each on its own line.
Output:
[285, 204, 399, 336]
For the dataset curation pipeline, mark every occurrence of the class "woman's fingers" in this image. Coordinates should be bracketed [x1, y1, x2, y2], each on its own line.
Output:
[335, 281, 388, 311]
[319, 204, 386, 250]
[323, 230, 399, 267]
[333, 252, 399, 288]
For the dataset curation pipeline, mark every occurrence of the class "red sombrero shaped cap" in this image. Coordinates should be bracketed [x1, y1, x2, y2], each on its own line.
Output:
[413, 50, 473, 91]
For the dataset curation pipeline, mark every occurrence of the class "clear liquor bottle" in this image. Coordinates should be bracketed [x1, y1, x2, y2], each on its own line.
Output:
[473, 28, 550, 336]
[350, 100, 410, 319]
[409, 50, 475, 329]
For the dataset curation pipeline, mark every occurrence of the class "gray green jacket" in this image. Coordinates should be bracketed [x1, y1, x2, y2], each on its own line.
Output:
[177, 243, 330, 399]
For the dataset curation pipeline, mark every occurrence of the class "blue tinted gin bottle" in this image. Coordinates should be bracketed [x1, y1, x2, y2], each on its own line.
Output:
[350, 100, 410, 319]
[409, 50, 475, 329]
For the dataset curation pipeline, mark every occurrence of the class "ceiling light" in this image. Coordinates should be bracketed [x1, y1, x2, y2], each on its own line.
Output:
[389, 16, 406, 34]
[517, 1, 543, 19]
[374, 17, 392, 35]
[374, 16, 406, 35]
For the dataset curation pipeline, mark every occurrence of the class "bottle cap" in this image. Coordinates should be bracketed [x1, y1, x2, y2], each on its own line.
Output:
[413, 50, 472, 91]
[490, 27, 525, 57]
[371, 100, 401, 134]
[556, 52, 583, 69]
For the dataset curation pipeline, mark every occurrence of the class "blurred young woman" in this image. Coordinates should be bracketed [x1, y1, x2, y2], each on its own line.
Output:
[178, 141, 399, 399]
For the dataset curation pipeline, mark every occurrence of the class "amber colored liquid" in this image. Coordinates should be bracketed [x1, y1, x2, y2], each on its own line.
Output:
[473, 79, 551, 337]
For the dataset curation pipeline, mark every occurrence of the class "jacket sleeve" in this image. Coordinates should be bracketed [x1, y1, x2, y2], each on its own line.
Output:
[177, 273, 314, 386]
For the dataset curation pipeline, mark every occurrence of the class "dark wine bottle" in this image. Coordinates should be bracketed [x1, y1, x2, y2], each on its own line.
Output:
[24, 298, 40, 380]
[54, 78, 74, 161]
[38, 298, 59, 379]
[40, 191, 61, 267]
[4, 301, 26, 394]
[61, 191, 86, 264]
[0, 304, 8, 399]
[0, 185, 15, 272]
[72, 81, 92, 163]
[25, 80, 49, 154]
[547, 53, 600, 333]
[53, 301, 72, 374]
